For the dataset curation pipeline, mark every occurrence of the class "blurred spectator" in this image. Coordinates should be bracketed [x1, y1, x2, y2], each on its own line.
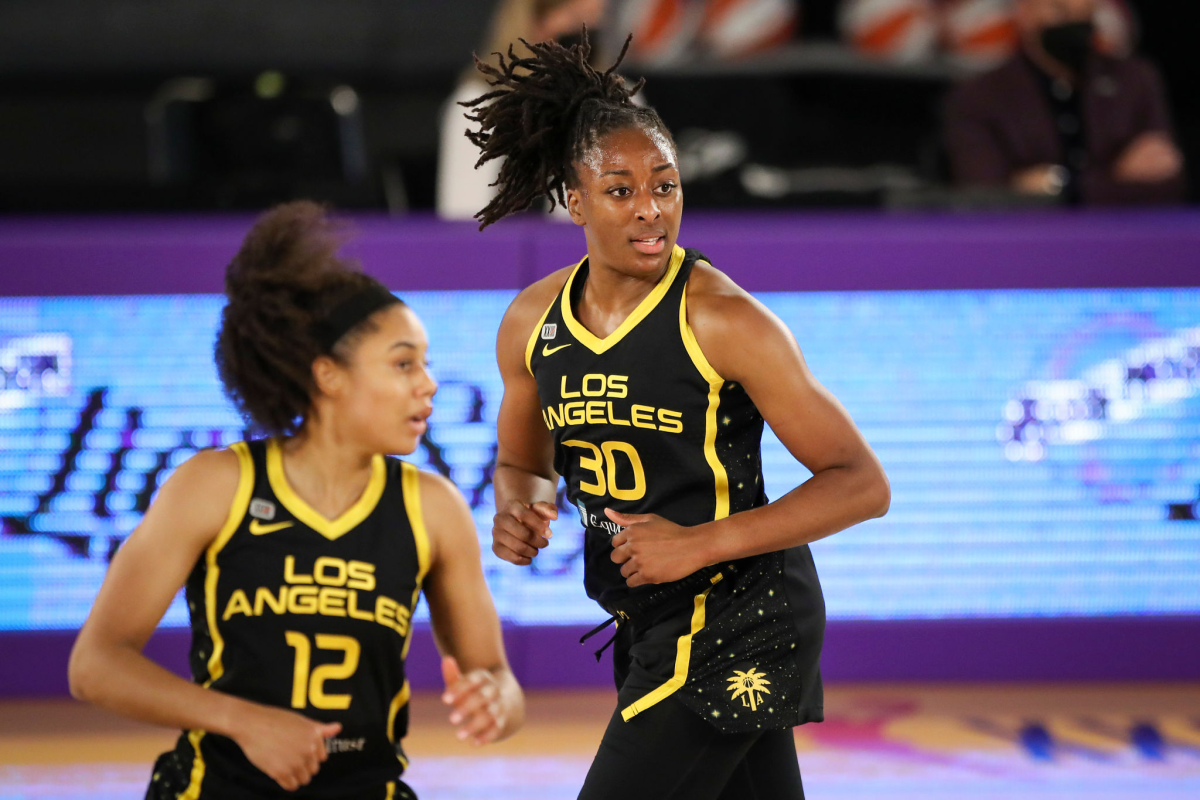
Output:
[437, 0, 606, 221]
[944, 0, 1185, 205]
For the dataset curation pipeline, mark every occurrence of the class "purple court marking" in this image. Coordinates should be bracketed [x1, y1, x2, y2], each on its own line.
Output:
[6, 617, 1199, 697]
[1, 209, 1198, 295]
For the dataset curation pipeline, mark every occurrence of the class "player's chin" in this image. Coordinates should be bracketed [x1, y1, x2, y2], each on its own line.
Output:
[623, 249, 671, 277]
[379, 430, 420, 457]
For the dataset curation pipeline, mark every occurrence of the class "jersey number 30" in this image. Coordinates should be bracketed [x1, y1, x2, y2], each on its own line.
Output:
[285, 631, 361, 710]
[562, 439, 646, 501]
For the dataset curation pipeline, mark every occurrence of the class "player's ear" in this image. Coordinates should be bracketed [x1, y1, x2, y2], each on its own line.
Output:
[565, 187, 586, 227]
[311, 354, 345, 397]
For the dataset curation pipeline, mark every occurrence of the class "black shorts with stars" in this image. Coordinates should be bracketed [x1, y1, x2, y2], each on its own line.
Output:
[608, 548, 825, 736]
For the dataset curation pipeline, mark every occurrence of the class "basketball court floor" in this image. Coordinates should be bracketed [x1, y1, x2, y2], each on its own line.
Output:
[2, 684, 1198, 799]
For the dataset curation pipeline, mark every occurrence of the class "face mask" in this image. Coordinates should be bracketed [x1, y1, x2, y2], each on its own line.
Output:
[1041, 20, 1095, 72]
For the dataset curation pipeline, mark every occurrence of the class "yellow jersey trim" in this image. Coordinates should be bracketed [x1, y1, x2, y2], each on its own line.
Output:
[679, 286, 730, 520]
[177, 729, 207, 800]
[620, 574, 723, 722]
[387, 679, 412, 746]
[203, 441, 254, 687]
[386, 781, 397, 799]
[400, 462, 431, 660]
[525, 294, 558, 377]
[561, 245, 686, 355]
[266, 438, 386, 541]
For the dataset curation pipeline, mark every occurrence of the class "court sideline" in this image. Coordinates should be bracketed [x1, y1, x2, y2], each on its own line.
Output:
[2, 684, 1198, 799]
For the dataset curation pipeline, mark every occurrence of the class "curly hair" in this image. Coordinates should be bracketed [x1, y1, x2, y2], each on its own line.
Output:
[461, 27, 676, 229]
[215, 201, 401, 437]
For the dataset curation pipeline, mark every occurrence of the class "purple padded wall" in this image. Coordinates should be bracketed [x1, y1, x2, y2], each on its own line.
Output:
[3, 209, 1197, 295]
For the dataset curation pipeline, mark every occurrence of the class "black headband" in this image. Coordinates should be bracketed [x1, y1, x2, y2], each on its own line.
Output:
[311, 284, 402, 351]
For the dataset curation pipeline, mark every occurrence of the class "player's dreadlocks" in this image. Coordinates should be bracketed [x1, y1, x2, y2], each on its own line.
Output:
[461, 27, 676, 230]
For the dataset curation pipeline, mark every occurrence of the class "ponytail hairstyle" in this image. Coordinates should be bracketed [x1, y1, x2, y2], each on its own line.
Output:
[461, 27, 676, 229]
[215, 201, 403, 437]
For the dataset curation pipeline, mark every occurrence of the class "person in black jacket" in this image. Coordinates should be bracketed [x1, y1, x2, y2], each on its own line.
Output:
[945, 0, 1185, 205]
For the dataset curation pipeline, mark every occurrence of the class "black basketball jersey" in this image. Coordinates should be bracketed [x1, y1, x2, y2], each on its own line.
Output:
[528, 245, 769, 608]
[527, 246, 827, 734]
[161, 439, 426, 799]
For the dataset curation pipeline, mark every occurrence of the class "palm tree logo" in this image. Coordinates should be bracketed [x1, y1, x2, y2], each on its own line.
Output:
[726, 668, 771, 711]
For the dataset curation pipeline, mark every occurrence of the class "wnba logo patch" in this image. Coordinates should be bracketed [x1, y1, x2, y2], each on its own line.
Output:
[541, 324, 557, 340]
[249, 498, 277, 520]
[726, 667, 771, 711]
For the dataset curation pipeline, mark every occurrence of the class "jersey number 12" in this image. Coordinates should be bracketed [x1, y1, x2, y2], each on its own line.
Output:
[284, 631, 361, 710]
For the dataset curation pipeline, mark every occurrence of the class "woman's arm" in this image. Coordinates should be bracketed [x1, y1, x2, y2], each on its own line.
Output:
[490, 274, 569, 566]
[69, 448, 341, 792]
[420, 471, 524, 745]
[609, 265, 890, 586]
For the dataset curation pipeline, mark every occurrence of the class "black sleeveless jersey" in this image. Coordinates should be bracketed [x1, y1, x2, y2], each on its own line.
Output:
[527, 246, 826, 734]
[154, 439, 426, 800]
[528, 245, 769, 607]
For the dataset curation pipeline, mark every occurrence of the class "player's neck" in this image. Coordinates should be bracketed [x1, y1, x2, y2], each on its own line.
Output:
[577, 252, 670, 338]
[278, 422, 376, 519]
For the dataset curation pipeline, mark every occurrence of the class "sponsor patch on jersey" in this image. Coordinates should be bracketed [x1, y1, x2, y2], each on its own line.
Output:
[249, 498, 276, 520]
[325, 736, 367, 754]
[541, 323, 557, 340]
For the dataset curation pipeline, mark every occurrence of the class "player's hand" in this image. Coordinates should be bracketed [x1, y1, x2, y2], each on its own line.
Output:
[1114, 132, 1183, 184]
[441, 656, 509, 746]
[606, 509, 705, 587]
[491, 500, 557, 566]
[229, 702, 341, 792]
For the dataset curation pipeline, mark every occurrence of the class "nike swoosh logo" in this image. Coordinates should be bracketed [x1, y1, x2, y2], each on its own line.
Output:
[542, 343, 572, 356]
[249, 519, 294, 535]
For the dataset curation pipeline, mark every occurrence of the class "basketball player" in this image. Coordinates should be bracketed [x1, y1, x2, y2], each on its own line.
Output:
[68, 202, 524, 799]
[467, 32, 890, 799]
